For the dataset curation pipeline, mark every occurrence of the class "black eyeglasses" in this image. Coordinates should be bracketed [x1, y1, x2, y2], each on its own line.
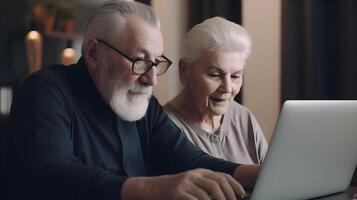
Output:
[96, 39, 172, 75]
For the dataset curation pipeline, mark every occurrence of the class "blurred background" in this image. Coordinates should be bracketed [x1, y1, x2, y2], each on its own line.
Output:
[0, 0, 356, 197]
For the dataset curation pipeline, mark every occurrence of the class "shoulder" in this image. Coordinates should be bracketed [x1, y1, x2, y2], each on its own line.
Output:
[10, 65, 74, 124]
[163, 103, 178, 119]
[21, 64, 67, 95]
[227, 101, 256, 119]
[15, 63, 83, 114]
[23, 64, 71, 93]
[32, 64, 68, 81]
[224, 101, 263, 133]
[163, 103, 186, 126]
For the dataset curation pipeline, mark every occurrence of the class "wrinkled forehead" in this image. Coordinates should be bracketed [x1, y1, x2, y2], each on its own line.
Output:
[193, 50, 246, 71]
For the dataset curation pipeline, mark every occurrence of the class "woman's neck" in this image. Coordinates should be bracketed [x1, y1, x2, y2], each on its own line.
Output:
[169, 89, 223, 134]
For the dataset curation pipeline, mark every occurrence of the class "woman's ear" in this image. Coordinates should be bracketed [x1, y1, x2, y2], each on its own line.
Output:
[179, 60, 189, 85]
[84, 39, 100, 71]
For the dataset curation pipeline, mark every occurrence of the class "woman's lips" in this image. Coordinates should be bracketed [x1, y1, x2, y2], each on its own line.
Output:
[210, 96, 229, 103]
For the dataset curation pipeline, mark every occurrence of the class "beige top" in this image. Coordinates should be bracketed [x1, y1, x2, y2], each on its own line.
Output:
[164, 102, 268, 164]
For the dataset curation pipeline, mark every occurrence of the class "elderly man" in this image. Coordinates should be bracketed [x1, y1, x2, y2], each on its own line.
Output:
[7, 1, 258, 200]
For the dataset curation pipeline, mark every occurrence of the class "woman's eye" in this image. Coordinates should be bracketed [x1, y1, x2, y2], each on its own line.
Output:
[231, 74, 242, 80]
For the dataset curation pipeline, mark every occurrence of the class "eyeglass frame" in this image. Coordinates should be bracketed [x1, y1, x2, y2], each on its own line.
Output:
[96, 39, 172, 75]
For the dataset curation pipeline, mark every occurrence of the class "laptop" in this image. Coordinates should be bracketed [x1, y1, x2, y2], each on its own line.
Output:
[249, 100, 357, 200]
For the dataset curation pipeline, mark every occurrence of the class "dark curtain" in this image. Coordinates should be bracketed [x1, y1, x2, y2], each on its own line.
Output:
[188, 0, 241, 29]
[282, 0, 357, 186]
[187, 0, 243, 102]
[282, 0, 357, 101]
[135, 0, 150, 5]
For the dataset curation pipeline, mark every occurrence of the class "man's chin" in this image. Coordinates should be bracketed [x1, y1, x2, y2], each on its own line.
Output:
[110, 97, 149, 122]
[128, 92, 151, 102]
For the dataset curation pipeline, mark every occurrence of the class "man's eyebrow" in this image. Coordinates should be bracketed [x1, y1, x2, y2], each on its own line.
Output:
[136, 48, 150, 58]
[137, 48, 164, 59]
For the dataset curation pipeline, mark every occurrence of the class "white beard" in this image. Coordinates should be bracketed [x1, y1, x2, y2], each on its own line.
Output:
[98, 58, 152, 122]
[109, 81, 152, 121]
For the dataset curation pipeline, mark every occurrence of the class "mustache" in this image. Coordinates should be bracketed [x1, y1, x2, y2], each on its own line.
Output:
[128, 82, 152, 95]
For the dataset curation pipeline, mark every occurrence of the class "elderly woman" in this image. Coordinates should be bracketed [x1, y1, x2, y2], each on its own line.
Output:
[164, 17, 268, 165]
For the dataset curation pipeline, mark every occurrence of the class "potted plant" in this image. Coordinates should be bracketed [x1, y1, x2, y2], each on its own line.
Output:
[57, 0, 76, 33]
[42, 0, 57, 33]
[28, 0, 46, 31]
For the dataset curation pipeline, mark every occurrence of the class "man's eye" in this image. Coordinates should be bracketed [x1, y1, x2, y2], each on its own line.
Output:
[135, 57, 146, 61]
[155, 57, 165, 62]
[208, 74, 220, 78]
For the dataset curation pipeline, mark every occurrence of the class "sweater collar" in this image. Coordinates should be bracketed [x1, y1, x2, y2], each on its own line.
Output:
[69, 57, 112, 113]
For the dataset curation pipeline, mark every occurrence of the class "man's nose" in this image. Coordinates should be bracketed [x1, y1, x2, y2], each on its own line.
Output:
[139, 67, 158, 86]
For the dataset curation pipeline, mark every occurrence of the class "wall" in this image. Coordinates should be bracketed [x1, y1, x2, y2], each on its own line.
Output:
[151, 0, 186, 105]
[242, 0, 281, 141]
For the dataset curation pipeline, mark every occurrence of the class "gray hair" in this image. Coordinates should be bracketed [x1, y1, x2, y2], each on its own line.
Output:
[182, 17, 252, 64]
[81, 0, 160, 54]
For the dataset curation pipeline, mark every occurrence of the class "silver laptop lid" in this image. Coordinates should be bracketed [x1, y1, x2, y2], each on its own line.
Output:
[250, 100, 357, 200]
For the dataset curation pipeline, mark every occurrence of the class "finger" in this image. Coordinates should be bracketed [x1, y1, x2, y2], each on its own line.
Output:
[223, 173, 247, 198]
[195, 176, 226, 200]
[205, 173, 236, 200]
[185, 185, 211, 200]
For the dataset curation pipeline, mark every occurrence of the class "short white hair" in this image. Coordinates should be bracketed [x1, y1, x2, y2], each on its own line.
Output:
[182, 17, 252, 64]
[82, 0, 160, 54]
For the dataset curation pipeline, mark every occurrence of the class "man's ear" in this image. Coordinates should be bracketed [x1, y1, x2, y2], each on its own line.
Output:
[179, 59, 190, 85]
[84, 39, 100, 71]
